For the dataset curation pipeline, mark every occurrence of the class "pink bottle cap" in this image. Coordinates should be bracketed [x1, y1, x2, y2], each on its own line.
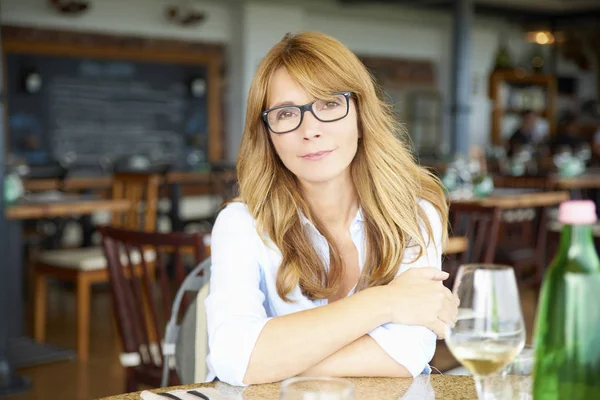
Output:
[558, 200, 597, 225]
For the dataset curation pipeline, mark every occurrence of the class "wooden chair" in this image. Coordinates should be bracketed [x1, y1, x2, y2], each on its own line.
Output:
[442, 236, 469, 289]
[486, 183, 563, 287]
[446, 203, 503, 291]
[495, 204, 554, 287]
[98, 226, 205, 392]
[161, 258, 211, 387]
[178, 168, 238, 233]
[33, 172, 160, 362]
[450, 203, 503, 265]
[451, 200, 554, 287]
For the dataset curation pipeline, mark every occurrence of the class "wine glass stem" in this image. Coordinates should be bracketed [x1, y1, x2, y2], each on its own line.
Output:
[474, 375, 505, 400]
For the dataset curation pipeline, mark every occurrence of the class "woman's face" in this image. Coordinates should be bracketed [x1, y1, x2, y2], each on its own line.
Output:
[265, 67, 359, 186]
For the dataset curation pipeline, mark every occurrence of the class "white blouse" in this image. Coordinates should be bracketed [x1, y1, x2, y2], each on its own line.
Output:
[205, 199, 443, 386]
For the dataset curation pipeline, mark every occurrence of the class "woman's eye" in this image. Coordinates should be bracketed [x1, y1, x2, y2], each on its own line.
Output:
[277, 110, 296, 120]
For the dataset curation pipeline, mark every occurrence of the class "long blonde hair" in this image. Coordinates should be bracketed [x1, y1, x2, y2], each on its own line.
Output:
[236, 31, 448, 301]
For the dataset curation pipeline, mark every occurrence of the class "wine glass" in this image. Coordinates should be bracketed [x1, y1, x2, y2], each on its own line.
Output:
[504, 345, 534, 399]
[445, 264, 526, 399]
[553, 146, 572, 170]
[280, 377, 355, 400]
[504, 345, 534, 376]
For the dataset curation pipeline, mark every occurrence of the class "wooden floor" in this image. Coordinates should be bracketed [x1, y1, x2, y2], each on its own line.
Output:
[8, 282, 539, 400]
[11, 284, 127, 400]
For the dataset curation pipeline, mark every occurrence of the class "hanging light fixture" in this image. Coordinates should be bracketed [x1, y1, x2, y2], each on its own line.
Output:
[526, 31, 556, 45]
[165, 0, 206, 26]
[48, 0, 90, 15]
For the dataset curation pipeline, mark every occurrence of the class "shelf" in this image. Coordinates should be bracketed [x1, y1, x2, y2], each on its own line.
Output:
[489, 69, 557, 145]
[490, 69, 556, 85]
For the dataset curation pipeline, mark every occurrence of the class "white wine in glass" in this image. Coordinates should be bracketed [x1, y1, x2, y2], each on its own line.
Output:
[445, 264, 525, 399]
[451, 339, 521, 376]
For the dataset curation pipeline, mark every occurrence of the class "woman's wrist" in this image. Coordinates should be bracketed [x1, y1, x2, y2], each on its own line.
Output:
[357, 285, 393, 326]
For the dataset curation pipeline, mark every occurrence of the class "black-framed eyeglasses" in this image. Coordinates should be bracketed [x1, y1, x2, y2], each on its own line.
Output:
[261, 91, 353, 134]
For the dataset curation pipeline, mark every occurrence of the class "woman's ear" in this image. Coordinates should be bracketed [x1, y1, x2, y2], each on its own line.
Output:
[356, 112, 363, 139]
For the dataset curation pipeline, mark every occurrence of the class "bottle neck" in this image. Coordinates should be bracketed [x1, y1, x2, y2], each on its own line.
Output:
[561, 223, 593, 243]
[558, 224, 597, 265]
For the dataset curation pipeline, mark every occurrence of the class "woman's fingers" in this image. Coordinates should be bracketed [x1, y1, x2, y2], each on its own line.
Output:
[432, 319, 448, 339]
[405, 267, 449, 281]
[438, 301, 457, 328]
[453, 293, 460, 307]
[438, 287, 459, 328]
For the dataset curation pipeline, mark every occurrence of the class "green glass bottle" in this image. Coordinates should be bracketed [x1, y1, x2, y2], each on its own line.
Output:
[533, 200, 600, 399]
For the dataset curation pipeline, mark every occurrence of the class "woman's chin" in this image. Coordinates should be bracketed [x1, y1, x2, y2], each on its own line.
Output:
[295, 169, 349, 186]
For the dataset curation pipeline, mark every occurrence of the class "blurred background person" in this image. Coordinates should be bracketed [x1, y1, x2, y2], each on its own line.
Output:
[507, 110, 541, 157]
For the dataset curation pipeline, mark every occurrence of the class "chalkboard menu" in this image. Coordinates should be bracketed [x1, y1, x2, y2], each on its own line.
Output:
[5, 52, 210, 172]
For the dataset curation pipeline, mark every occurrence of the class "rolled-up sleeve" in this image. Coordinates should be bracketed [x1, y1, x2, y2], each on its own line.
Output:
[367, 199, 444, 377]
[205, 203, 272, 386]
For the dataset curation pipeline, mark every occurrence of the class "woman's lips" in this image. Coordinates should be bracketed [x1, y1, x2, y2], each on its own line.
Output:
[301, 150, 334, 161]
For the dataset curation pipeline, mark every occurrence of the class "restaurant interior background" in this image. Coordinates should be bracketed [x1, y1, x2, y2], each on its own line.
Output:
[0, 0, 599, 399]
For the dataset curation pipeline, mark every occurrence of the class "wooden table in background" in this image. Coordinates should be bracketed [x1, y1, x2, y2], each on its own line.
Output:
[444, 236, 468, 255]
[6, 197, 130, 220]
[451, 189, 569, 209]
[493, 170, 600, 200]
[449, 189, 569, 271]
[552, 171, 600, 202]
[22, 170, 237, 233]
[553, 174, 600, 191]
[22, 170, 236, 194]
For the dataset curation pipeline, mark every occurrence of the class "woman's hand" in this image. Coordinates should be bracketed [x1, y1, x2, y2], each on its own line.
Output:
[383, 267, 459, 339]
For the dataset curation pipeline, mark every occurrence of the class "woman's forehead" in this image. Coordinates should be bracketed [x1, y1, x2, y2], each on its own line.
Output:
[266, 67, 344, 108]
[266, 68, 312, 107]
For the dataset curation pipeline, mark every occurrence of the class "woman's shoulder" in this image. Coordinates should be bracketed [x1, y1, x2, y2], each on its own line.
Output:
[214, 201, 257, 229]
[211, 202, 277, 262]
[416, 197, 443, 241]
[217, 201, 252, 218]
[417, 198, 440, 221]
[210, 202, 267, 254]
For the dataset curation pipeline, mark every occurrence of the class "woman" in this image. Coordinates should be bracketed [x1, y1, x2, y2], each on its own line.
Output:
[205, 31, 458, 386]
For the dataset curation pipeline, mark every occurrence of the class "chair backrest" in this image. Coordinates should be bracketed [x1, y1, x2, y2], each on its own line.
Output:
[450, 202, 502, 264]
[191, 281, 209, 383]
[176, 295, 199, 385]
[161, 258, 211, 387]
[110, 172, 160, 232]
[99, 226, 205, 386]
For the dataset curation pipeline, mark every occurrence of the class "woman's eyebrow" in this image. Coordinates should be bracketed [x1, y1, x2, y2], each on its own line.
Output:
[268, 100, 297, 109]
